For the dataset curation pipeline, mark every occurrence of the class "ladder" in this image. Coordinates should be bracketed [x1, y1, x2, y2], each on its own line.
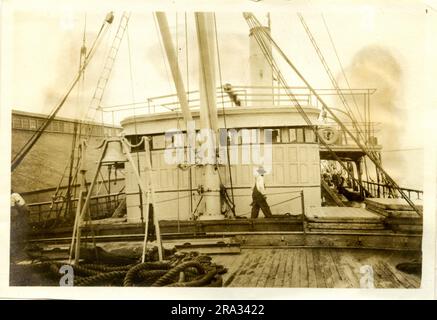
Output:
[321, 179, 346, 207]
[86, 12, 131, 121]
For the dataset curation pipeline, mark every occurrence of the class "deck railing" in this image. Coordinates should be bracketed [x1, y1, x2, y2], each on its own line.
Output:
[27, 192, 125, 225]
[102, 85, 376, 127]
[362, 180, 423, 200]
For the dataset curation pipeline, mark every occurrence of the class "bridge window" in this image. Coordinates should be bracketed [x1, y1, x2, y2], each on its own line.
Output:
[304, 128, 316, 143]
[13, 118, 22, 129]
[152, 135, 166, 149]
[281, 128, 289, 143]
[129, 135, 146, 152]
[22, 118, 29, 129]
[289, 128, 296, 142]
[288, 128, 304, 143]
[52, 121, 59, 132]
[271, 129, 281, 143]
[296, 128, 304, 143]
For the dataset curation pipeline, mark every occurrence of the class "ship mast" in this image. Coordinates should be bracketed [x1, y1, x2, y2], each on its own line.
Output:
[155, 12, 192, 124]
[155, 12, 222, 219]
[195, 12, 222, 219]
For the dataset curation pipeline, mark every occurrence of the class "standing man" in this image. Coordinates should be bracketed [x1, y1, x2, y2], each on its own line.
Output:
[10, 190, 29, 260]
[251, 167, 273, 218]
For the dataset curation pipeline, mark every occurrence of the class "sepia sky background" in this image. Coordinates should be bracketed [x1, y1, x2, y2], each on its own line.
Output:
[3, 0, 437, 189]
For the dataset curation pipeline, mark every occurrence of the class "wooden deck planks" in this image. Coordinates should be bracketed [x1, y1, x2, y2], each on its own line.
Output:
[220, 252, 249, 286]
[257, 249, 277, 287]
[290, 249, 300, 287]
[306, 249, 318, 288]
[266, 249, 283, 287]
[329, 249, 356, 288]
[283, 248, 294, 287]
[333, 250, 360, 287]
[229, 252, 257, 287]
[299, 249, 309, 288]
[306, 207, 384, 222]
[273, 249, 287, 287]
[382, 261, 420, 289]
[232, 251, 262, 287]
[215, 248, 420, 288]
[247, 250, 269, 287]
[312, 249, 327, 288]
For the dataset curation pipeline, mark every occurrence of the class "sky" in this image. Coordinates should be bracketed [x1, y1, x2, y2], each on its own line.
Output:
[2, 0, 437, 190]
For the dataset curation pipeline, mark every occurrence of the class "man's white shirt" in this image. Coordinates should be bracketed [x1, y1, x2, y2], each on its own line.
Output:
[11, 193, 26, 207]
[254, 174, 266, 195]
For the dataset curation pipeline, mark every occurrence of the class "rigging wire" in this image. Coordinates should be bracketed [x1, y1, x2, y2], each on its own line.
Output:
[321, 14, 364, 124]
[213, 13, 236, 215]
[185, 12, 194, 216]
[58, 14, 89, 221]
[297, 13, 371, 152]
[126, 18, 145, 223]
[244, 14, 371, 199]
[127, 21, 138, 136]
[244, 13, 421, 216]
[175, 12, 181, 232]
[11, 15, 112, 171]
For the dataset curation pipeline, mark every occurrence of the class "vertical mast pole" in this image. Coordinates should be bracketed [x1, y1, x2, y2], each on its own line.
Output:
[195, 12, 222, 219]
[155, 12, 192, 124]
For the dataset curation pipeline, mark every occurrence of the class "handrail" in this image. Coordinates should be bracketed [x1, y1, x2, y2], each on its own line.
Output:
[102, 85, 377, 115]
[28, 192, 126, 225]
[362, 180, 423, 200]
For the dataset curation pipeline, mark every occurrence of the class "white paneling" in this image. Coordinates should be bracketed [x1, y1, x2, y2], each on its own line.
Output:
[289, 164, 298, 183]
[273, 146, 284, 163]
[288, 146, 298, 162]
[275, 165, 284, 184]
[299, 146, 307, 162]
[300, 164, 308, 183]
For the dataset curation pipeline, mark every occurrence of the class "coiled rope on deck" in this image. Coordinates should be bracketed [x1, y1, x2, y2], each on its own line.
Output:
[13, 250, 226, 287]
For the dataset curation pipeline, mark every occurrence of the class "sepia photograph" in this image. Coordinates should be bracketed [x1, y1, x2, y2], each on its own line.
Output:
[1, 0, 436, 297]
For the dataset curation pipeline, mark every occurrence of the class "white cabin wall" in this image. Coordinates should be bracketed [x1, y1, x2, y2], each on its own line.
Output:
[125, 141, 321, 222]
[125, 152, 148, 223]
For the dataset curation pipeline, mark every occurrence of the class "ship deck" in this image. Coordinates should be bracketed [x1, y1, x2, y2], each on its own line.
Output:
[212, 248, 421, 288]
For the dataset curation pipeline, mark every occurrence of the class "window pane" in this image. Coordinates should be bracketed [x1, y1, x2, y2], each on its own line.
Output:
[152, 135, 166, 149]
[281, 128, 289, 143]
[13, 118, 22, 129]
[22, 118, 29, 129]
[250, 129, 260, 144]
[305, 128, 316, 142]
[289, 129, 297, 142]
[228, 129, 241, 145]
[296, 128, 304, 143]
[272, 129, 281, 143]
[29, 120, 37, 129]
[130, 135, 146, 152]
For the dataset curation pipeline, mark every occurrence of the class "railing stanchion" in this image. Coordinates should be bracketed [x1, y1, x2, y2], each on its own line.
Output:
[300, 190, 306, 236]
